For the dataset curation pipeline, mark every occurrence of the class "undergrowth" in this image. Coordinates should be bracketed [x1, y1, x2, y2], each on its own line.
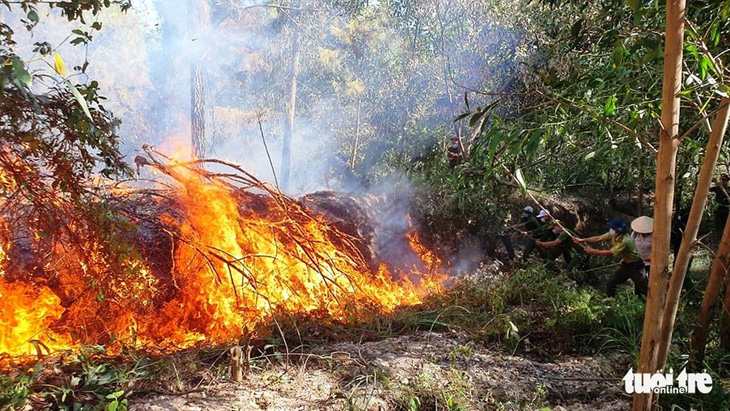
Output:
[3, 261, 729, 410]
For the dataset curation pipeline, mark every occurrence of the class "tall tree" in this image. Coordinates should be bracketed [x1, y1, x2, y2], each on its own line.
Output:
[634, 0, 686, 409]
[281, 10, 301, 191]
[191, 0, 211, 158]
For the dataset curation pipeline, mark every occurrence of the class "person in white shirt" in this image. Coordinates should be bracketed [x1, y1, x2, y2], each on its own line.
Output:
[630, 216, 653, 275]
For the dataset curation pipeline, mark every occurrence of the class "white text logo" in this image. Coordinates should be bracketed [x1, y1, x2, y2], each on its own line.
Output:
[622, 368, 712, 394]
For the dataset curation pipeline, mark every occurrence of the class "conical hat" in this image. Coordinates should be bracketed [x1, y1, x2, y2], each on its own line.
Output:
[631, 216, 654, 233]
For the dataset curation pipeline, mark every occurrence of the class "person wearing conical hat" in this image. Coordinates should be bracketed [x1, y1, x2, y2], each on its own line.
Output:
[576, 218, 647, 297]
[630, 216, 653, 275]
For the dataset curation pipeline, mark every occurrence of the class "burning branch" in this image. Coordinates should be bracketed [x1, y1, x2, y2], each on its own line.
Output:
[0, 148, 447, 362]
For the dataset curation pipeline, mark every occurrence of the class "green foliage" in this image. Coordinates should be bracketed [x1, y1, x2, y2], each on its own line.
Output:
[395, 368, 470, 411]
[1, 0, 131, 196]
[0, 345, 154, 410]
[455, 0, 730, 206]
[0, 367, 35, 408]
[658, 368, 730, 410]
[593, 289, 645, 362]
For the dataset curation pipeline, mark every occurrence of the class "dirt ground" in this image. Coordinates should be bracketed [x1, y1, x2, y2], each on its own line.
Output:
[128, 331, 631, 410]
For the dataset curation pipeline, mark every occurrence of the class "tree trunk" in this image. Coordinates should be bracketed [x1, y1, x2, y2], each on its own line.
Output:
[691, 210, 730, 368]
[190, 0, 210, 159]
[633, 1, 686, 409]
[191, 65, 206, 158]
[657, 96, 730, 369]
[281, 25, 300, 192]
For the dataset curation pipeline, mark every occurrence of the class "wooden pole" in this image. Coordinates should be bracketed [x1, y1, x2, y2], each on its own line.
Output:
[633, 1, 686, 409]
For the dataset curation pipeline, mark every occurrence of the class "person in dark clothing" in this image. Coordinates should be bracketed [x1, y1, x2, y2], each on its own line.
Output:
[710, 174, 730, 238]
[576, 218, 648, 297]
[522, 208, 553, 260]
[447, 137, 464, 167]
[670, 208, 695, 291]
[484, 232, 517, 261]
[519, 206, 540, 260]
[536, 220, 584, 270]
[671, 208, 691, 261]
[533, 209, 558, 241]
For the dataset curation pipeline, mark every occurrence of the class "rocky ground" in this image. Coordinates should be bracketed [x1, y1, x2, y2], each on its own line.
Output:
[129, 331, 631, 410]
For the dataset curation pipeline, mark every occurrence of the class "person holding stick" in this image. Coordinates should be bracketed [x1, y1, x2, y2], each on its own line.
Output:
[518, 206, 543, 260]
[517, 208, 554, 260]
[535, 220, 584, 270]
[575, 218, 648, 297]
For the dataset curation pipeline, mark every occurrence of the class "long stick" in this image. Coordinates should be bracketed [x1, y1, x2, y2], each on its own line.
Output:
[500, 164, 586, 249]
[579, 262, 621, 273]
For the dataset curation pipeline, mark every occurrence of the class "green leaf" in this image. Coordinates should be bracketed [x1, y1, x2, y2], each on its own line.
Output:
[32, 362, 43, 378]
[11, 57, 31, 85]
[699, 55, 711, 79]
[514, 168, 527, 196]
[710, 25, 720, 46]
[488, 131, 502, 163]
[64, 80, 93, 122]
[571, 19, 582, 39]
[27, 9, 39, 23]
[685, 44, 699, 60]
[469, 110, 486, 127]
[676, 89, 693, 98]
[703, 55, 717, 76]
[611, 46, 626, 68]
[464, 92, 469, 110]
[604, 96, 617, 116]
[454, 111, 471, 122]
[480, 113, 491, 134]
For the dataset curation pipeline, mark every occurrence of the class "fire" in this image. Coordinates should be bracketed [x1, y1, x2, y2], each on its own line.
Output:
[0, 151, 448, 362]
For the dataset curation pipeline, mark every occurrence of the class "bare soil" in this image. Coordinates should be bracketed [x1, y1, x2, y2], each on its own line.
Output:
[129, 331, 630, 410]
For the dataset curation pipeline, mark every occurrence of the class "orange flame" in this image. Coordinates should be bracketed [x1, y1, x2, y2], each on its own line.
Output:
[0, 155, 448, 361]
